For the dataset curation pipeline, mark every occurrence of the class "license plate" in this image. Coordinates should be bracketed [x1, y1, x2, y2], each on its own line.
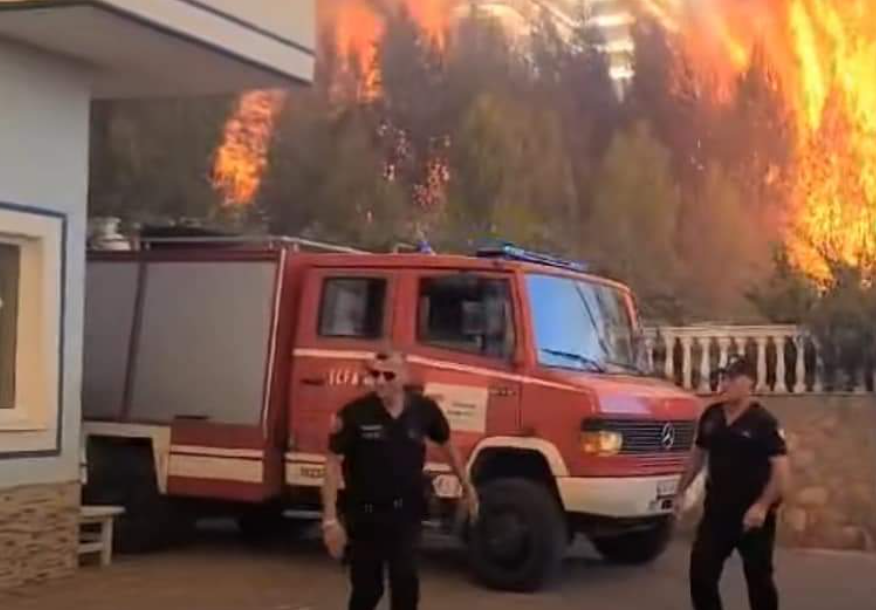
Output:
[657, 479, 678, 498]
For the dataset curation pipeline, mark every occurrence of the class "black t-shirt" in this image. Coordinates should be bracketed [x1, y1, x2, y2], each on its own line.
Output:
[329, 391, 451, 514]
[696, 402, 787, 518]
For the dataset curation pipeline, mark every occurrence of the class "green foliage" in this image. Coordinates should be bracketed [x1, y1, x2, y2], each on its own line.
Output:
[680, 164, 772, 321]
[88, 97, 233, 225]
[586, 122, 682, 319]
[439, 93, 576, 251]
[803, 264, 876, 389]
[747, 248, 819, 323]
[257, 99, 407, 249]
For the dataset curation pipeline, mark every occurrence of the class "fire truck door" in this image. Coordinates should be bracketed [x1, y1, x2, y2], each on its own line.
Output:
[401, 271, 523, 465]
[287, 267, 397, 484]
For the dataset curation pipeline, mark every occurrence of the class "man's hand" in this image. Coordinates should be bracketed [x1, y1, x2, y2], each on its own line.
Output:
[322, 520, 348, 560]
[672, 492, 688, 520]
[743, 502, 769, 531]
[463, 482, 479, 521]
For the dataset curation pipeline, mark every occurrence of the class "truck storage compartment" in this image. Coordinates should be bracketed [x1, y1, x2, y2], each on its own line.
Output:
[83, 256, 281, 426]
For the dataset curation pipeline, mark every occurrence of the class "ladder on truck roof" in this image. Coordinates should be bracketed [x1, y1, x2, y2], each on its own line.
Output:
[136, 234, 368, 254]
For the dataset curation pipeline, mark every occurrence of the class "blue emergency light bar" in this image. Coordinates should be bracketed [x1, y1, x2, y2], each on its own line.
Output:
[475, 243, 588, 272]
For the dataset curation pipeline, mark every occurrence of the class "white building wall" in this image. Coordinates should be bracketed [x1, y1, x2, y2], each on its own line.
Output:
[0, 39, 90, 487]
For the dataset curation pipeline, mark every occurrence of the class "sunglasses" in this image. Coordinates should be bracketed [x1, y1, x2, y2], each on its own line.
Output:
[368, 370, 397, 382]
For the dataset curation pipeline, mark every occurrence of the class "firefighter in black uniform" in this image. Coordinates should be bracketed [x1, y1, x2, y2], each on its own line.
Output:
[321, 351, 478, 610]
[675, 356, 791, 610]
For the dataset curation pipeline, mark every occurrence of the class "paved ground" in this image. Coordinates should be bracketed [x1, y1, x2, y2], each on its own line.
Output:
[2, 523, 874, 610]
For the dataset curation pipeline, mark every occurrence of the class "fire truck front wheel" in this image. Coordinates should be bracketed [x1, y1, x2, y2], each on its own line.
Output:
[468, 478, 566, 592]
[591, 516, 674, 565]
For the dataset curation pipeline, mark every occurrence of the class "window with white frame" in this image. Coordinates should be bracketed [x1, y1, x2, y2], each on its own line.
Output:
[0, 242, 20, 409]
[0, 204, 64, 455]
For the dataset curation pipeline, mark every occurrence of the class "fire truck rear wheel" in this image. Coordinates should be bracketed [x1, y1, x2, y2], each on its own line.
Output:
[236, 503, 297, 543]
[591, 517, 674, 565]
[468, 478, 566, 592]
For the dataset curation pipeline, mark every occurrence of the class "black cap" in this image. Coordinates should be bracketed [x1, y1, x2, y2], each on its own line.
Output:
[722, 356, 758, 381]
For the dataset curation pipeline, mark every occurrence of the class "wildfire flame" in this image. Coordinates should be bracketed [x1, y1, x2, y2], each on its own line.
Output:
[646, 0, 876, 280]
[212, 90, 285, 207]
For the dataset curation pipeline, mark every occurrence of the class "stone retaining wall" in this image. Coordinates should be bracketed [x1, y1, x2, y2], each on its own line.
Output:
[681, 395, 876, 552]
[0, 482, 79, 591]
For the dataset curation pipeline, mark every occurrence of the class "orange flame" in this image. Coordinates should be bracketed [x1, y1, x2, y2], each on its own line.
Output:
[212, 90, 285, 207]
[211, 1, 453, 207]
[651, 0, 876, 280]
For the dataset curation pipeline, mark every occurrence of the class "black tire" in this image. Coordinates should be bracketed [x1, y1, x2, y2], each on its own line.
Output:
[591, 517, 674, 565]
[468, 478, 566, 592]
[83, 442, 192, 554]
[236, 503, 291, 543]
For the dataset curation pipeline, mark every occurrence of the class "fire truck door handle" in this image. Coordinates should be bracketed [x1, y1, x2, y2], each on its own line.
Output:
[302, 377, 326, 387]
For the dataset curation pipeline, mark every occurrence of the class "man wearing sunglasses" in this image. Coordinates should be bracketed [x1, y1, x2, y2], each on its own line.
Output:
[321, 351, 478, 610]
[675, 356, 791, 610]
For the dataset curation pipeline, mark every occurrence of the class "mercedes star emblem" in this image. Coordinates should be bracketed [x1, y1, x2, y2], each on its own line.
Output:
[660, 422, 677, 451]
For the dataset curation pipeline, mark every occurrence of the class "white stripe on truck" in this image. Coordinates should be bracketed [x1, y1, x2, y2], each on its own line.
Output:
[292, 348, 584, 393]
[168, 454, 264, 483]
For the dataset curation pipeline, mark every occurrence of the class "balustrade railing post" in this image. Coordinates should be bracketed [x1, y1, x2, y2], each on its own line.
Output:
[644, 335, 656, 375]
[663, 333, 675, 382]
[698, 337, 712, 393]
[681, 336, 694, 390]
[813, 339, 825, 393]
[718, 337, 731, 369]
[755, 336, 769, 393]
[794, 335, 807, 393]
[774, 335, 788, 394]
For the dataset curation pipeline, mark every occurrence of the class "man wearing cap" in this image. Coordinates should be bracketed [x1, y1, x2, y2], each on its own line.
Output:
[321, 351, 478, 610]
[674, 356, 791, 610]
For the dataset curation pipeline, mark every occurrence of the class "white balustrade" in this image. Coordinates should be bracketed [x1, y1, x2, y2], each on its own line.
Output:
[813, 339, 825, 393]
[794, 336, 807, 393]
[681, 336, 694, 390]
[698, 337, 711, 393]
[755, 337, 769, 393]
[644, 335, 655, 373]
[717, 337, 731, 369]
[663, 332, 675, 381]
[774, 335, 788, 394]
[641, 324, 867, 395]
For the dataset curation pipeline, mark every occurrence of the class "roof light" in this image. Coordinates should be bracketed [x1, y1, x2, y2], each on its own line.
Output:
[475, 243, 587, 272]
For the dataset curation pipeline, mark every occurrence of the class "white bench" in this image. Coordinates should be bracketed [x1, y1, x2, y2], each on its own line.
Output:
[79, 505, 124, 567]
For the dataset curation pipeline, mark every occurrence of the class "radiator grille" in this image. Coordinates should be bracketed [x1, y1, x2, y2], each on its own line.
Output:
[583, 419, 696, 455]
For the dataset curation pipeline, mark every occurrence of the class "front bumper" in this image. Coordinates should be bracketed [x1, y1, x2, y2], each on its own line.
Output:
[557, 475, 681, 518]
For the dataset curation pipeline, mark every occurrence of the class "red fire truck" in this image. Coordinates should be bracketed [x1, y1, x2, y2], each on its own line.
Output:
[82, 236, 699, 591]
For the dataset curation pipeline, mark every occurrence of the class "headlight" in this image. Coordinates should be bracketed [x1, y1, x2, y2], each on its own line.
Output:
[580, 430, 624, 456]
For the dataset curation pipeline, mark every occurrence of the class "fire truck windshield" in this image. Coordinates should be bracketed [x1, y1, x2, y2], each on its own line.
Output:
[526, 274, 642, 375]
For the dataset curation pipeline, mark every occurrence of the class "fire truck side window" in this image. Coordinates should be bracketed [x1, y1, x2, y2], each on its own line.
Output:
[319, 278, 387, 339]
[418, 276, 514, 359]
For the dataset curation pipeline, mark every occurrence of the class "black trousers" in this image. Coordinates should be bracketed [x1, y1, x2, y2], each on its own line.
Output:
[690, 511, 779, 610]
[347, 516, 422, 610]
